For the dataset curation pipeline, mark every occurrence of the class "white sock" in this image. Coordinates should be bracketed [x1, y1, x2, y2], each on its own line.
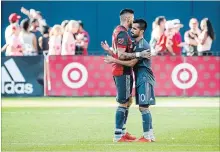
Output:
[122, 125, 126, 135]
[143, 132, 151, 139]
[149, 129, 154, 135]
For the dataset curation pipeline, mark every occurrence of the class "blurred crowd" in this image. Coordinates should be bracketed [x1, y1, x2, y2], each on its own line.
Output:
[2, 7, 90, 56]
[150, 16, 215, 56]
[1, 8, 215, 57]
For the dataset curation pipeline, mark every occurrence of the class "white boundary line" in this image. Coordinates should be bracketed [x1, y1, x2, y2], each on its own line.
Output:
[2, 100, 220, 108]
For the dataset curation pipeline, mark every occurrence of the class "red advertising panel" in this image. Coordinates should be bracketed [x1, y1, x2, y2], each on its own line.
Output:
[46, 56, 115, 96]
[46, 56, 219, 97]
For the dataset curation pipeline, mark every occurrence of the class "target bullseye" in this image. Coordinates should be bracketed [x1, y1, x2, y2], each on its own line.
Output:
[172, 63, 198, 89]
[62, 62, 88, 89]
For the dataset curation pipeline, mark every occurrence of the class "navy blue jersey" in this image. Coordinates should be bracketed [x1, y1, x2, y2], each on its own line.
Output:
[133, 38, 155, 86]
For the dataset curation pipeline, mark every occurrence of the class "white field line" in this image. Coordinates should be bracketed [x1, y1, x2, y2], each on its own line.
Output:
[2, 100, 220, 108]
[2, 151, 220, 152]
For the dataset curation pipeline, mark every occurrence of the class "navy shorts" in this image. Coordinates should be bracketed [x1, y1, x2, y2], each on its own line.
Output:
[113, 75, 133, 104]
[135, 82, 156, 105]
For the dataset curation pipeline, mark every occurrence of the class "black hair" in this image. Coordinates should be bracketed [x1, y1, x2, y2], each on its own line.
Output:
[20, 18, 30, 31]
[41, 25, 50, 34]
[120, 8, 134, 16]
[206, 19, 215, 40]
[133, 19, 147, 31]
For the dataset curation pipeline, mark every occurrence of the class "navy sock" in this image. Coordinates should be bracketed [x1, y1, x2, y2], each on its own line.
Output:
[115, 106, 126, 139]
[141, 109, 151, 133]
[149, 111, 153, 129]
[122, 108, 128, 133]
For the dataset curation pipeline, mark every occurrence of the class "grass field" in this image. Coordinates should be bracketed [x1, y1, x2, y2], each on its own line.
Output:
[1, 97, 220, 152]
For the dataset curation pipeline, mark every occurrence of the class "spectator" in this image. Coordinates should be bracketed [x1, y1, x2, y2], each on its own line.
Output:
[172, 19, 185, 55]
[48, 25, 63, 55]
[5, 13, 21, 44]
[39, 26, 50, 53]
[164, 20, 176, 55]
[77, 20, 90, 55]
[196, 18, 215, 56]
[6, 23, 23, 56]
[30, 18, 42, 53]
[184, 18, 201, 56]
[61, 20, 69, 31]
[153, 20, 175, 56]
[61, 20, 79, 55]
[19, 18, 38, 56]
[150, 16, 166, 55]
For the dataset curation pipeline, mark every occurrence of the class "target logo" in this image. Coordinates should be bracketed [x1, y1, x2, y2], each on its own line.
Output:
[62, 62, 88, 89]
[171, 63, 198, 89]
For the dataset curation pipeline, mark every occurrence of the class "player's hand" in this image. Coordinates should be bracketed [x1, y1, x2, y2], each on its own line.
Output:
[101, 40, 110, 51]
[104, 55, 115, 64]
[21, 7, 29, 15]
[140, 49, 151, 59]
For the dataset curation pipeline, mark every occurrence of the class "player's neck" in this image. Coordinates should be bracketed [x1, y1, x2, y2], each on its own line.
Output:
[120, 23, 129, 30]
[135, 36, 143, 42]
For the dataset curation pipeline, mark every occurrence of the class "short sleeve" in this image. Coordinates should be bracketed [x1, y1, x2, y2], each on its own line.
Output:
[116, 31, 128, 49]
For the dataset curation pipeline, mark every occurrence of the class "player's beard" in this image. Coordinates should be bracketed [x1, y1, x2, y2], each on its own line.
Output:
[129, 22, 133, 28]
[131, 33, 139, 38]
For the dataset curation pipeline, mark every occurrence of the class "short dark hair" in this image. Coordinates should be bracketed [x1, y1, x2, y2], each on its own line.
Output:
[20, 18, 30, 31]
[120, 8, 134, 16]
[133, 19, 147, 31]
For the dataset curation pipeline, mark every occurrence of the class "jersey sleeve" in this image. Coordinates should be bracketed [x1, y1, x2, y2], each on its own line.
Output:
[116, 31, 128, 49]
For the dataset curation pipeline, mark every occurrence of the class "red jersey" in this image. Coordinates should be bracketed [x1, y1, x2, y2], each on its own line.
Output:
[111, 25, 133, 76]
[172, 32, 182, 55]
[157, 34, 167, 52]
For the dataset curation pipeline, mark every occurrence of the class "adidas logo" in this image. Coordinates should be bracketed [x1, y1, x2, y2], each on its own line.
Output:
[149, 98, 154, 101]
[1, 58, 33, 94]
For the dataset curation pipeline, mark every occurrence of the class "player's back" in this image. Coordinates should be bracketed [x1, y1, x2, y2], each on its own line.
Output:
[111, 25, 133, 76]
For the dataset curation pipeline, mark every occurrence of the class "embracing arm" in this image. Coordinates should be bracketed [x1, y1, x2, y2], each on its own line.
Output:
[104, 56, 138, 67]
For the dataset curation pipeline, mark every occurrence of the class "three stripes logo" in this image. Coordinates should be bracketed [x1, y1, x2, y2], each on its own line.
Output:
[1, 58, 33, 94]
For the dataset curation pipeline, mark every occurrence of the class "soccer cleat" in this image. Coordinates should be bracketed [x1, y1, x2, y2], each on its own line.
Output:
[113, 135, 132, 142]
[124, 132, 137, 141]
[137, 136, 151, 142]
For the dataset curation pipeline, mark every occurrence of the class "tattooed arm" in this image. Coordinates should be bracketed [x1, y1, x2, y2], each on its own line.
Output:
[104, 55, 138, 67]
[118, 49, 151, 60]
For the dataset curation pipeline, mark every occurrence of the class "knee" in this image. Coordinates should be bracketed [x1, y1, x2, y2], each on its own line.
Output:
[119, 103, 128, 108]
[127, 97, 133, 108]
[139, 105, 150, 112]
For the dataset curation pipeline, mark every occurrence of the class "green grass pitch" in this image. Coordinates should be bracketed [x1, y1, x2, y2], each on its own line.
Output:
[1, 97, 220, 152]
